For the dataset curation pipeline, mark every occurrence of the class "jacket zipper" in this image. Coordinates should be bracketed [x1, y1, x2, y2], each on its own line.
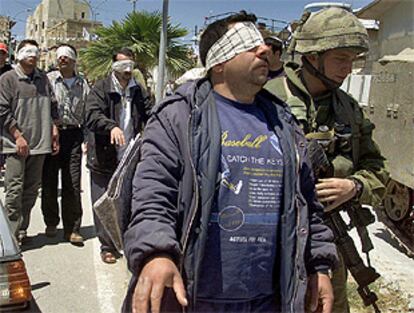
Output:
[291, 142, 301, 313]
[180, 112, 200, 313]
[181, 112, 200, 260]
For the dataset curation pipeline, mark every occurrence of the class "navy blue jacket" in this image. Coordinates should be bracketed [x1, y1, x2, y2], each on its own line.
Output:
[123, 79, 337, 313]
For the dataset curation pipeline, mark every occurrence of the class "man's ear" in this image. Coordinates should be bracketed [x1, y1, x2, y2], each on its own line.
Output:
[305, 54, 319, 68]
[306, 54, 318, 62]
[212, 63, 224, 74]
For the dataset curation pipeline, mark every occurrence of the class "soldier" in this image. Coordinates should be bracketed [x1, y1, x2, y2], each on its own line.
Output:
[265, 7, 389, 313]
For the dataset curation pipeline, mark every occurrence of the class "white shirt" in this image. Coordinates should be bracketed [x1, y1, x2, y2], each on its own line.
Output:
[111, 72, 137, 160]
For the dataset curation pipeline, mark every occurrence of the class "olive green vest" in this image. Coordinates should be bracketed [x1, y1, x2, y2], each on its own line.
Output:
[265, 62, 363, 177]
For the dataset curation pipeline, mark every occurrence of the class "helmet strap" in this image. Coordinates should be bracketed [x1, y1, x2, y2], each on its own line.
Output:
[302, 54, 342, 90]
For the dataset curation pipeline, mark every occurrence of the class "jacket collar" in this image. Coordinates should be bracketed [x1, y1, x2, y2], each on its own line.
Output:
[174, 77, 295, 126]
[111, 72, 137, 95]
[15, 64, 42, 81]
[49, 70, 83, 85]
[107, 72, 138, 94]
[284, 61, 310, 98]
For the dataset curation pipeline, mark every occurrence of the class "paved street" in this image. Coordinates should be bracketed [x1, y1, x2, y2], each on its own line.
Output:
[0, 159, 130, 313]
[351, 220, 414, 298]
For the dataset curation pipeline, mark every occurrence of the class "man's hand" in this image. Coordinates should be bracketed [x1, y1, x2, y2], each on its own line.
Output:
[10, 127, 29, 157]
[51, 124, 60, 155]
[132, 257, 187, 313]
[81, 142, 88, 153]
[316, 178, 357, 211]
[15, 136, 29, 157]
[110, 127, 126, 146]
[306, 272, 334, 313]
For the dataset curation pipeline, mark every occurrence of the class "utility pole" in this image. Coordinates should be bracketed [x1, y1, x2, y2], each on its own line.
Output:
[7, 18, 14, 60]
[128, 0, 137, 12]
[155, 0, 168, 104]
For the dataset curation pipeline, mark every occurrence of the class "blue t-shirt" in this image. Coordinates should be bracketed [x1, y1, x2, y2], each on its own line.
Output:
[197, 92, 284, 301]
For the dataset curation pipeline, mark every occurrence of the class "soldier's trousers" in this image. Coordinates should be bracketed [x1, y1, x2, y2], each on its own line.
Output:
[5, 154, 45, 236]
[332, 249, 350, 313]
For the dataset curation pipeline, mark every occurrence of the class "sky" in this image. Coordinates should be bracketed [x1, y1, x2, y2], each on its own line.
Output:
[0, 0, 374, 41]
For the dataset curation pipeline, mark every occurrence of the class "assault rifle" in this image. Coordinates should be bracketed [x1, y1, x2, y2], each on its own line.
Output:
[307, 129, 382, 313]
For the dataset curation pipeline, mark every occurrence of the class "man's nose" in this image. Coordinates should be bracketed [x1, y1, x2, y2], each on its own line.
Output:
[256, 44, 271, 58]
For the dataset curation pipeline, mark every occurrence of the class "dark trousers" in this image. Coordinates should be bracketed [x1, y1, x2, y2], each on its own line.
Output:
[90, 170, 116, 253]
[41, 128, 83, 234]
[5, 154, 45, 236]
[195, 295, 279, 313]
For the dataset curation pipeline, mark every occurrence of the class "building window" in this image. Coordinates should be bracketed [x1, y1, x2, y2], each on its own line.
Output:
[35, 24, 38, 31]
[81, 12, 85, 19]
[42, 21, 45, 29]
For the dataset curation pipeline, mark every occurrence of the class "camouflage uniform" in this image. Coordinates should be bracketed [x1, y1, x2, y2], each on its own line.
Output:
[266, 8, 389, 313]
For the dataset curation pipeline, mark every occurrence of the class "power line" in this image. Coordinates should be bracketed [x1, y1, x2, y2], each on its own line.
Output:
[128, 0, 138, 12]
[13, 0, 35, 10]
[93, 0, 108, 11]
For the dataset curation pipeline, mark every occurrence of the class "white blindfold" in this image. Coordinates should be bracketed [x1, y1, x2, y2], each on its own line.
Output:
[17, 45, 39, 61]
[205, 22, 264, 71]
[56, 46, 77, 61]
[112, 60, 134, 73]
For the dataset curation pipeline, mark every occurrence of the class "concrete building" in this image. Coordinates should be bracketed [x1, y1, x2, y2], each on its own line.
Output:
[343, 0, 414, 104]
[356, 0, 414, 59]
[25, 0, 101, 69]
[46, 18, 101, 67]
[0, 16, 13, 44]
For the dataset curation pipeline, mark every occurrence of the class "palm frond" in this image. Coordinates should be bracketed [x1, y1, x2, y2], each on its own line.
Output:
[79, 10, 194, 82]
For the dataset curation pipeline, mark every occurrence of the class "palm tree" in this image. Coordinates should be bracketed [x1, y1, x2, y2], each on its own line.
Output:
[79, 11, 194, 82]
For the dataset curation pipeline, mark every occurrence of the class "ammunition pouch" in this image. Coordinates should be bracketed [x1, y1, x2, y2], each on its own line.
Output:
[332, 155, 354, 178]
[307, 139, 333, 178]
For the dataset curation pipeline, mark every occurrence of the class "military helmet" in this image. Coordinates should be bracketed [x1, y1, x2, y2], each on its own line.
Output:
[292, 7, 369, 54]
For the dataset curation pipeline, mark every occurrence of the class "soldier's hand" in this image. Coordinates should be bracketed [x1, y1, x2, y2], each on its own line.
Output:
[110, 127, 126, 146]
[15, 136, 29, 157]
[316, 178, 357, 211]
[132, 256, 188, 313]
[306, 272, 333, 313]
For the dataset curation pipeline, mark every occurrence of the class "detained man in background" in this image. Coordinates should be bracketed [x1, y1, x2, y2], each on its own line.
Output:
[42, 44, 89, 244]
[85, 47, 152, 263]
[0, 39, 59, 244]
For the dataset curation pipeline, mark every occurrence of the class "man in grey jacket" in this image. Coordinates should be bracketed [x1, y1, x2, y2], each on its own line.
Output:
[0, 39, 59, 243]
[123, 12, 337, 313]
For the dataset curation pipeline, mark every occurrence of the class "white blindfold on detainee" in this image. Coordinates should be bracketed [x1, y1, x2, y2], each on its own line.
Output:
[112, 60, 135, 73]
[205, 22, 264, 71]
[17, 45, 39, 61]
[56, 46, 77, 61]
